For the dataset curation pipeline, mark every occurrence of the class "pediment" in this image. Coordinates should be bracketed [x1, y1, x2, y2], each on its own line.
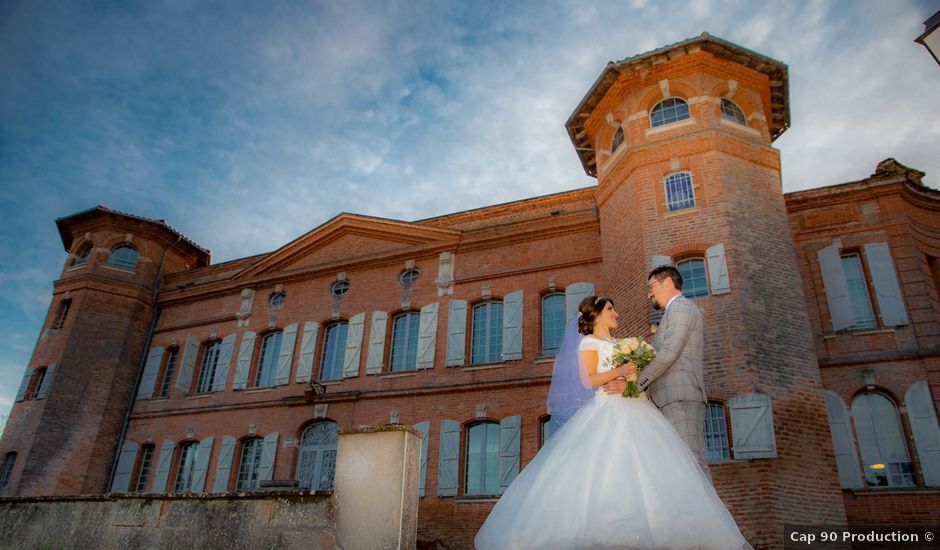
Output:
[237, 213, 459, 278]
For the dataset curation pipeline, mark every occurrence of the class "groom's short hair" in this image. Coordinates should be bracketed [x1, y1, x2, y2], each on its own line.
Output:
[648, 265, 683, 291]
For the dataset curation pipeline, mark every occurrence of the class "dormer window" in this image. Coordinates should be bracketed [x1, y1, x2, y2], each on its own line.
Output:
[720, 98, 747, 125]
[108, 245, 138, 270]
[650, 98, 690, 128]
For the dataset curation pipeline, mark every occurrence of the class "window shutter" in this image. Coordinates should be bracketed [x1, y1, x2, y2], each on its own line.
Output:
[565, 282, 595, 321]
[445, 300, 467, 367]
[863, 242, 909, 327]
[438, 420, 460, 496]
[501, 291, 523, 361]
[823, 391, 863, 488]
[110, 441, 140, 493]
[275, 323, 298, 385]
[296, 322, 319, 383]
[259, 432, 279, 481]
[137, 348, 164, 399]
[498, 415, 522, 493]
[15, 367, 33, 402]
[729, 392, 777, 459]
[905, 381, 940, 486]
[652, 255, 673, 269]
[817, 244, 854, 331]
[416, 303, 439, 370]
[152, 440, 176, 493]
[212, 334, 235, 392]
[175, 335, 200, 393]
[414, 420, 430, 497]
[705, 244, 731, 295]
[36, 364, 56, 399]
[366, 311, 388, 375]
[342, 313, 366, 378]
[212, 436, 237, 493]
[191, 437, 214, 493]
[233, 332, 256, 390]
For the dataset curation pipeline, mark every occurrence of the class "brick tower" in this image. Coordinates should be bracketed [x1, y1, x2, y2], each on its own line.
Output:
[0, 207, 208, 496]
[566, 34, 847, 545]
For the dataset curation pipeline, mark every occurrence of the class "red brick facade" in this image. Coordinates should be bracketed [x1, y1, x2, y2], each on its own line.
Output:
[2, 35, 939, 549]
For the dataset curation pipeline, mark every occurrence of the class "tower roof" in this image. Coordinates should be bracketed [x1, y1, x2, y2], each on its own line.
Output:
[566, 32, 790, 177]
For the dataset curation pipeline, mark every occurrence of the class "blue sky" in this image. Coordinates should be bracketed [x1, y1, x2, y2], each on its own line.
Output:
[2, 0, 939, 426]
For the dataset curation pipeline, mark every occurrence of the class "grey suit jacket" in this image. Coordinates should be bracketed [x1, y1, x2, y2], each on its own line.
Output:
[636, 295, 707, 406]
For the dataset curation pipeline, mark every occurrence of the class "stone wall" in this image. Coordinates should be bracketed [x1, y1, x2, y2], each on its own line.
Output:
[0, 426, 419, 550]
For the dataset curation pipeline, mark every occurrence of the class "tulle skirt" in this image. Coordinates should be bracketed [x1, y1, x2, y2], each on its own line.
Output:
[475, 392, 752, 550]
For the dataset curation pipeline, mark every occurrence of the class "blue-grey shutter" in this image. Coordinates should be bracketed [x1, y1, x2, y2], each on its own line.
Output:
[705, 244, 731, 295]
[259, 432, 279, 481]
[35, 364, 56, 399]
[152, 440, 176, 493]
[416, 303, 439, 370]
[445, 300, 467, 367]
[649, 256, 672, 325]
[652, 255, 673, 269]
[863, 242, 909, 327]
[414, 420, 430, 497]
[905, 381, 940, 486]
[438, 420, 460, 496]
[212, 436, 237, 493]
[275, 323, 298, 385]
[233, 331, 255, 390]
[342, 313, 366, 378]
[565, 282, 595, 321]
[498, 415, 521, 493]
[729, 392, 777, 459]
[176, 335, 199, 393]
[817, 244, 854, 331]
[110, 441, 140, 493]
[190, 437, 214, 493]
[823, 391, 863, 489]
[137, 347, 164, 399]
[212, 335, 235, 392]
[501, 291, 523, 361]
[296, 322, 319, 383]
[366, 311, 388, 375]
[15, 367, 33, 402]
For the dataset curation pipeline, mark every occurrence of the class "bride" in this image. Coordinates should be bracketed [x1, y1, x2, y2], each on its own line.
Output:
[475, 296, 752, 550]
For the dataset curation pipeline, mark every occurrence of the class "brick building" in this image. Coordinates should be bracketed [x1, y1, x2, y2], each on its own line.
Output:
[2, 34, 939, 549]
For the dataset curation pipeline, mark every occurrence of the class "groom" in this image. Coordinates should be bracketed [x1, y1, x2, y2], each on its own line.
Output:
[606, 265, 710, 479]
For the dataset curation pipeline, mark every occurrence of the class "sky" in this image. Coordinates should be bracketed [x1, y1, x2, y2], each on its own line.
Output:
[1, 0, 939, 427]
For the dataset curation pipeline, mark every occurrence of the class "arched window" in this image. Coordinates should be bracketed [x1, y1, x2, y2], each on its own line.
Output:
[173, 442, 199, 493]
[611, 127, 624, 152]
[51, 299, 71, 331]
[471, 301, 503, 364]
[541, 293, 565, 356]
[390, 312, 420, 372]
[851, 392, 915, 487]
[255, 331, 283, 387]
[677, 258, 709, 299]
[133, 444, 155, 493]
[236, 438, 264, 491]
[465, 421, 500, 495]
[270, 292, 286, 310]
[0, 452, 17, 489]
[195, 340, 222, 394]
[108, 244, 138, 270]
[399, 269, 420, 286]
[650, 97, 690, 128]
[320, 322, 348, 381]
[330, 280, 350, 296]
[296, 422, 339, 490]
[720, 98, 747, 125]
[73, 244, 92, 267]
[664, 172, 695, 212]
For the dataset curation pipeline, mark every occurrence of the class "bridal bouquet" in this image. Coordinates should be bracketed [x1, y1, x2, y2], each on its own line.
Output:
[611, 337, 656, 398]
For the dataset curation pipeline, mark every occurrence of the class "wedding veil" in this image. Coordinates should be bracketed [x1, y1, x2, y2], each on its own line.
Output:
[546, 315, 592, 433]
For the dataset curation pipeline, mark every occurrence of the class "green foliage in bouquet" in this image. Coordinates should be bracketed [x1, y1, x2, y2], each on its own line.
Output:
[611, 337, 656, 398]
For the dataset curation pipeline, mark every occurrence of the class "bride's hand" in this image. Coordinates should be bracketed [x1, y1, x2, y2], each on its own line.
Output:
[620, 362, 638, 377]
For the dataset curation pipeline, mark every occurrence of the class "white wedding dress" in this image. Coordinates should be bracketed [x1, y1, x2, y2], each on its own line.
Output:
[475, 335, 752, 550]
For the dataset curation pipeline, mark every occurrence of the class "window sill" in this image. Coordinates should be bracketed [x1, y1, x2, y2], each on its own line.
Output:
[185, 393, 213, 400]
[379, 370, 418, 378]
[844, 487, 939, 496]
[663, 205, 701, 217]
[462, 362, 507, 372]
[65, 265, 88, 272]
[821, 327, 899, 340]
[534, 356, 555, 364]
[718, 117, 761, 137]
[101, 264, 137, 274]
[244, 387, 275, 394]
[454, 495, 500, 503]
[644, 117, 696, 137]
[317, 379, 344, 386]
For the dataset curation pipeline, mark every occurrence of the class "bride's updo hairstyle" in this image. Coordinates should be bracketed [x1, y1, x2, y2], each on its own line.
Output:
[578, 295, 613, 336]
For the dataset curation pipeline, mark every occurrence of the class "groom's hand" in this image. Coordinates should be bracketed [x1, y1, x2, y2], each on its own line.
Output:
[603, 379, 627, 395]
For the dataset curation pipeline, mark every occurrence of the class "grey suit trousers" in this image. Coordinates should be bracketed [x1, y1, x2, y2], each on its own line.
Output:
[660, 400, 711, 482]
